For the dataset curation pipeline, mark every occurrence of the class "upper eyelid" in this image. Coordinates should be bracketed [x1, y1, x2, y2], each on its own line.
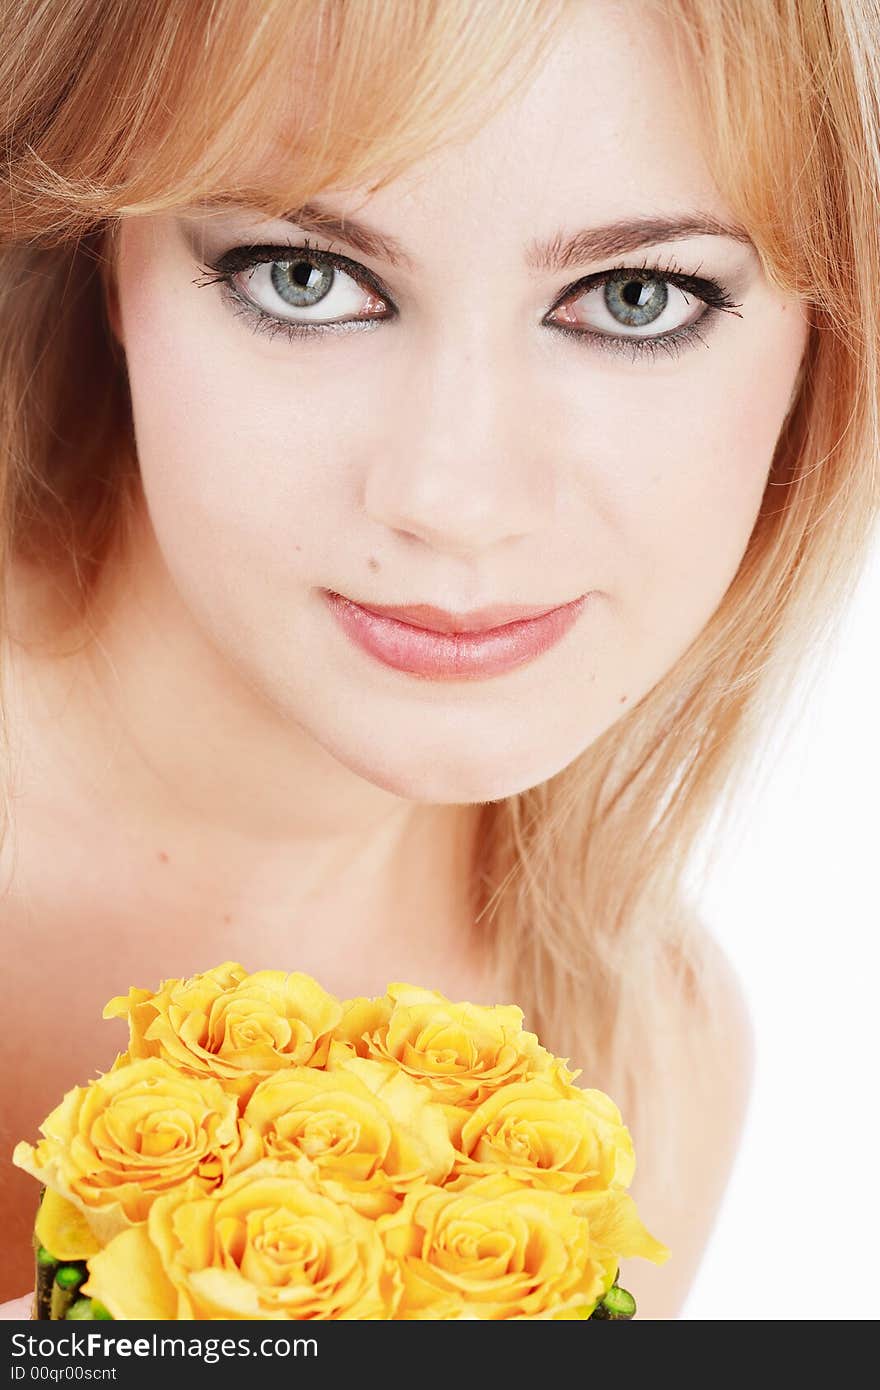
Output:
[544, 257, 737, 313]
[211, 240, 389, 303]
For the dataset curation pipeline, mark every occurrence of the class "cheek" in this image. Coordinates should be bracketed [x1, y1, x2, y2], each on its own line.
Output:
[116, 256, 360, 618]
[566, 300, 807, 687]
[623, 402, 769, 638]
[645, 327, 799, 614]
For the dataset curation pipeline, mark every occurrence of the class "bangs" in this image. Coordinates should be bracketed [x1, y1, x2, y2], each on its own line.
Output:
[58, 0, 568, 233]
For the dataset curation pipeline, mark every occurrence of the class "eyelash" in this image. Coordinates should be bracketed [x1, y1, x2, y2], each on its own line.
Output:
[192, 238, 744, 364]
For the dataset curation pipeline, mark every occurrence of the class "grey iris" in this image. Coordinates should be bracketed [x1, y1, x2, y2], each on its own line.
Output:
[604, 274, 667, 327]
[271, 258, 333, 307]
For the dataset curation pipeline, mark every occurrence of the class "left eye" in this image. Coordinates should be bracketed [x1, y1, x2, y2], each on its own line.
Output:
[553, 273, 703, 338]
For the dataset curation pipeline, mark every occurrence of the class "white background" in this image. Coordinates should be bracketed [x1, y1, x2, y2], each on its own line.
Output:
[682, 533, 880, 1319]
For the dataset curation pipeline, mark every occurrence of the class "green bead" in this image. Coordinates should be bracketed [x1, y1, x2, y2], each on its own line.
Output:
[54, 1265, 87, 1291]
[36, 1245, 58, 1267]
[90, 1300, 113, 1320]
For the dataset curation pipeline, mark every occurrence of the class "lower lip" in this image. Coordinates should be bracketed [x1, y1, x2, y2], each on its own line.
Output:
[323, 590, 591, 680]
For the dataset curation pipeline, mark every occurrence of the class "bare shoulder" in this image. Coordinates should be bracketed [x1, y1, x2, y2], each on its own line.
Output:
[624, 918, 756, 1320]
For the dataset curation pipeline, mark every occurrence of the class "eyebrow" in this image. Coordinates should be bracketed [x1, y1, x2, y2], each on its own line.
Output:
[199, 199, 753, 272]
[526, 214, 754, 271]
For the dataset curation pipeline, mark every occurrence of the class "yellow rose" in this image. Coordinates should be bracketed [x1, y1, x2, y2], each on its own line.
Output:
[232, 1057, 456, 1217]
[378, 1171, 618, 1319]
[328, 982, 578, 1109]
[12, 1057, 241, 1246]
[81, 1158, 402, 1320]
[380, 1172, 670, 1320]
[103, 962, 343, 1101]
[328, 995, 393, 1058]
[444, 1078, 636, 1193]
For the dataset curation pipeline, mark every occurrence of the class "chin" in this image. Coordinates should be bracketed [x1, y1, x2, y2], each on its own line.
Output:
[327, 736, 578, 805]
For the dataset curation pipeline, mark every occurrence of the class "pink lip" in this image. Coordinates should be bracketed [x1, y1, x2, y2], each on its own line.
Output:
[345, 598, 568, 634]
[323, 589, 591, 680]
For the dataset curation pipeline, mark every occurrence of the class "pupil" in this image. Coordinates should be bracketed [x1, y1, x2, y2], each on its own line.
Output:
[292, 261, 318, 288]
[623, 279, 650, 306]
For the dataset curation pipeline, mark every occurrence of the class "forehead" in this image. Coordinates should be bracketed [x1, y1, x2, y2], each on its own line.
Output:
[236, 0, 733, 252]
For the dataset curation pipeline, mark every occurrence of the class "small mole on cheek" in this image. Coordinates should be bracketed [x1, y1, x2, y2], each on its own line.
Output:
[223, 914, 232, 924]
[368, 556, 380, 572]
[157, 850, 170, 863]
[619, 695, 628, 704]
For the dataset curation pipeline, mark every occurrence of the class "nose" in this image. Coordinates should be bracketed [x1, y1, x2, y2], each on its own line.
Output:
[361, 332, 556, 558]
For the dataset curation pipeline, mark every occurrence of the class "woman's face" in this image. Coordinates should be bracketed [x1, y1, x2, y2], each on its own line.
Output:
[110, 0, 808, 804]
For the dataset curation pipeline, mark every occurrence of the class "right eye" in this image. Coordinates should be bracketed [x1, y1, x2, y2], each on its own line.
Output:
[194, 243, 394, 333]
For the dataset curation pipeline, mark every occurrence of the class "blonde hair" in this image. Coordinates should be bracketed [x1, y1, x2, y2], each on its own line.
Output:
[1, 0, 878, 1194]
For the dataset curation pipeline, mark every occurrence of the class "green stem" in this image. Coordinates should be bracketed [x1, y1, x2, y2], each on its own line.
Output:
[34, 1245, 57, 1321]
[50, 1266, 88, 1320]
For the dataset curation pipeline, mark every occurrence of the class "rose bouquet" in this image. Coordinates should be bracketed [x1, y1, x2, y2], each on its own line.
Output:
[13, 961, 669, 1320]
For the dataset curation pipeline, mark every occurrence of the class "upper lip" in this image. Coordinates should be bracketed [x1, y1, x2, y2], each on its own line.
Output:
[328, 591, 580, 634]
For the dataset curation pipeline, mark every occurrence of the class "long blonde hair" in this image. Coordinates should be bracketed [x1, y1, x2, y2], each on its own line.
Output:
[1, 0, 878, 1192]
